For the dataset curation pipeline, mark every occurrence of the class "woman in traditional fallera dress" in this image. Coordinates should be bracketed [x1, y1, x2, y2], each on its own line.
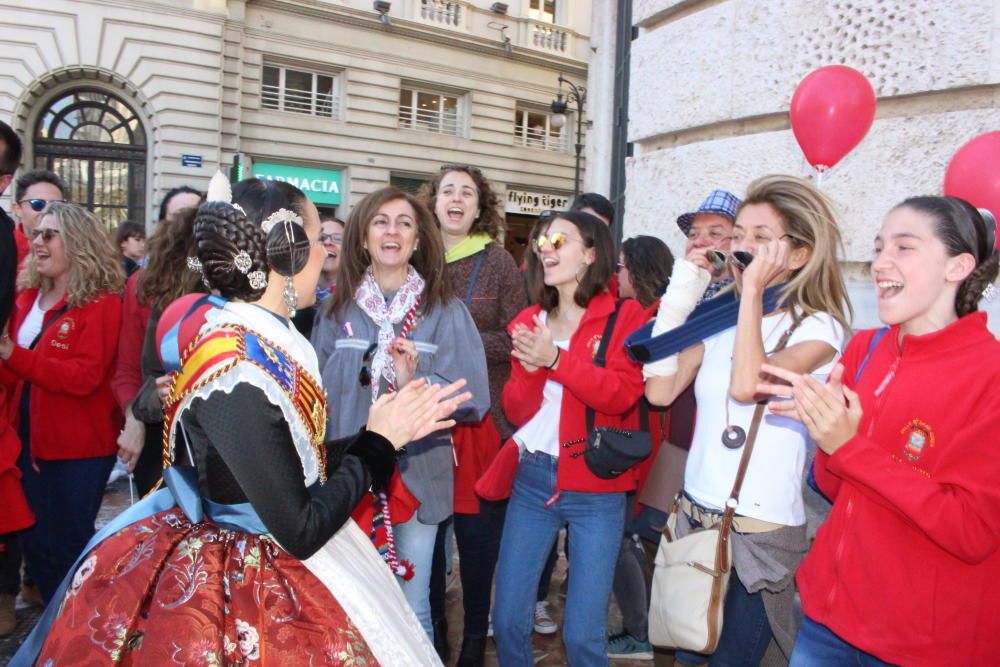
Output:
[11, 174, 469, 666]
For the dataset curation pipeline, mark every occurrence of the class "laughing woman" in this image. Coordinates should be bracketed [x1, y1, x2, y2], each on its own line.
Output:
[758, 197, 1000, 667]
[313, 186, 490, 640]
[493, 211, 648, 667]
[421, 164, 527, 665]
[0, 203, 123, 604]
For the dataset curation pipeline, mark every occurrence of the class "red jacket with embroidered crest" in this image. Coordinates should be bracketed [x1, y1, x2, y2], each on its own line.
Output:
[799, 312, 1000, 667]
[1, 288, 122, 460]
[502, 290, 647, 493]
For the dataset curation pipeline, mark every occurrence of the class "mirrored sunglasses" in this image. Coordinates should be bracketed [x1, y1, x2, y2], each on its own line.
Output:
[20, 198, 65, 213]
[535, 231, 573, 252]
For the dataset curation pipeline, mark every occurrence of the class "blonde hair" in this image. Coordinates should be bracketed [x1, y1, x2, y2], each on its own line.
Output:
[18, 202, 124, 307]
[741, 175, 852, 333]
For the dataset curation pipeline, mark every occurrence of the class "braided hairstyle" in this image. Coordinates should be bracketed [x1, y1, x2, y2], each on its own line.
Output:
[896, 196, 999, 317]
[193, 178, 311, 301]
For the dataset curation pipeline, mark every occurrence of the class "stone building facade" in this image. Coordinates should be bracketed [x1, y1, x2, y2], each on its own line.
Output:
[616, 0, 1000, 330]
[0, 0, 591, 259]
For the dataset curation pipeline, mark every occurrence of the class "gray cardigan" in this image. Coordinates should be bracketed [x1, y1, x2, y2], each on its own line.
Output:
[313, 293, 490, 524]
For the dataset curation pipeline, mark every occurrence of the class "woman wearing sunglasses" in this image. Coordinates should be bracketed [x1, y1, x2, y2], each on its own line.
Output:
[644, 175, 850, 666]
[0, 202, 123, 604]
[418, 164, 527, 665]
[492, 211, 647, 666]
[756, 197, 1000, 667]
[314, 186, 490, 641]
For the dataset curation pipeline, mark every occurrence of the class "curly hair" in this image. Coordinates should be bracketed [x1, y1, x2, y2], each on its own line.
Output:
[138, 205, 206, 310]
[894, 196, 1000, 318]
[621, 235, 674, 308]
[419, 164, 506, 241]
[328, 187, 450, 317]
[17, 202, 124, 307]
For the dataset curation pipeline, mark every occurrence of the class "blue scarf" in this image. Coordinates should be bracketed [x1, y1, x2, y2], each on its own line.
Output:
[626, 284, 786, 362]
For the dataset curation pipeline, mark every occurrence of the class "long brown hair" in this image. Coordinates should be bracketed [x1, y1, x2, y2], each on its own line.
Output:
[418, 164, 506, 241]
[327, 187, 451, 317]
[138, 204, 206, 310]
[523, 210, 614, 310]
[17, 202, 123, 307]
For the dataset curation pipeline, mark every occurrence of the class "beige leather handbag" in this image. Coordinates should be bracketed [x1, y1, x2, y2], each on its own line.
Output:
[649, 320, 798, 653]
[647, 401, 765, 653]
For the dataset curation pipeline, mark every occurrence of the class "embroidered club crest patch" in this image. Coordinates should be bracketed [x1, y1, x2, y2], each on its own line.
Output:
[56, 318, 74, 340]
[901, 419, 934, 461]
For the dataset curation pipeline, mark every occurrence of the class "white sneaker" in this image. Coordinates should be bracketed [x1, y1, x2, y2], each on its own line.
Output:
[533, 600, 557, 634]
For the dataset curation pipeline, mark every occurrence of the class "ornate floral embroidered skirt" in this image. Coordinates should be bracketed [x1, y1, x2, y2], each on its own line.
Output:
[34, 510, 391, 665]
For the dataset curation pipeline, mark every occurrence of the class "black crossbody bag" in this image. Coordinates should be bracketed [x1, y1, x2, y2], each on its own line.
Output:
[576, 300, 653, 479]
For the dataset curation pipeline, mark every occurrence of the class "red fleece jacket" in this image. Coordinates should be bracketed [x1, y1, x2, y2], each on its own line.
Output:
[502, 291, 647, 493]
[798, 312, 1000, 666]
[2, 289, 122, 460]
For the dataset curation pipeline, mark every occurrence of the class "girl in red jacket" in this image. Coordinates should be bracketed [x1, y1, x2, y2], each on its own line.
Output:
[760, 196, 1000, 667]
[0, 202, 123, 603]
[493, 211, 647, 666]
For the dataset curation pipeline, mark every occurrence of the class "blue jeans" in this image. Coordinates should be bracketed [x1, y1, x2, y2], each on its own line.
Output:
[674, 522, 771, 667]
[494, 450, 625, 667]
[393, 514, 442, 640]
[790, 617, 897, 667]
[17, 448, 115, 603]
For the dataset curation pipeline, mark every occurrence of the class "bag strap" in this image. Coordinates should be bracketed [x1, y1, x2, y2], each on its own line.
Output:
[463, 250, 487, 308]
[715, 315, 802, 570]
[585, 300, 649, 433]
[29, 302, 70, 350]
[854, 327, 888, 384]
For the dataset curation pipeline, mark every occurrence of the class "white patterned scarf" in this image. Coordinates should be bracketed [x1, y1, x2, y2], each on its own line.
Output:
[353, 265, 425, 401]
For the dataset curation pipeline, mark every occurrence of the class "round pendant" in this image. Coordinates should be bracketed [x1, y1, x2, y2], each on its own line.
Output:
[722, 426, 746, 449]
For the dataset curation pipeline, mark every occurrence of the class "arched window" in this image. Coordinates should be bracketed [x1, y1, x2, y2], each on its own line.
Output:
[34, 88, 147, 229]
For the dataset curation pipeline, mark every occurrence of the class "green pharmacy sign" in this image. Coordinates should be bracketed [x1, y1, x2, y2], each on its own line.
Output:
[252, 162, 342, 205]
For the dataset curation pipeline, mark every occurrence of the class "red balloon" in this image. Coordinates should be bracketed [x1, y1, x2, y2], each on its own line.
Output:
[944, 131, 1000, 250]
[790, 65, 877, 171]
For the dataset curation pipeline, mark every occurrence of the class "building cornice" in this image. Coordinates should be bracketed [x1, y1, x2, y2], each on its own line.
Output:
[248, 0, 588, 77]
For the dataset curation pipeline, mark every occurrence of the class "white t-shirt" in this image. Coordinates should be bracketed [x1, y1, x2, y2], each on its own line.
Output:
[684, 309, 845, 526]
[512, 312, 571, 457]
[16, 294, 46, 349]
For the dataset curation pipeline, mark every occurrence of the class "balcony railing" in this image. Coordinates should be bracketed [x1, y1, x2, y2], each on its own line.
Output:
[400, 1, 584, 60]
[262, 84, 339, 118]
[398, 105, 462, 136]
[531, 23, 568, 52]
[514, 129, 568, 152]
[420, 0, 461, 27]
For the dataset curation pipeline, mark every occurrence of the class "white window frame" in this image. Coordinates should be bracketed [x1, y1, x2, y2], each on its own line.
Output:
[261, 62, 342, 119]
[398, 86, 464, 137]
[513, 106, 568, 153]
[527, 0, 557, 23]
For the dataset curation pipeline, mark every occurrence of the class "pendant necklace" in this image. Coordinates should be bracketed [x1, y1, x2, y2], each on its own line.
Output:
[721, 310, 788, 449]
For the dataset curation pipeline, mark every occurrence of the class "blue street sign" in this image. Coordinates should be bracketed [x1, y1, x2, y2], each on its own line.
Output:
[181, 154, 203, 168]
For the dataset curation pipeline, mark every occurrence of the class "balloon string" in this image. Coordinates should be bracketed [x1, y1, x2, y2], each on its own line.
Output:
[815, 166, 828, 188]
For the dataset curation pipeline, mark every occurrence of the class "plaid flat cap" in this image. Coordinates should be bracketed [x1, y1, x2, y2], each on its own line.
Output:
[676, 189, 741, 235]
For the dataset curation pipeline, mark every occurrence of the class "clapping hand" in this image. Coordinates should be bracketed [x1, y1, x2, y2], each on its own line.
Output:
[756, 363, 862, 456]
[511, 315, 558, 372]
[366, 378, 472, 449]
